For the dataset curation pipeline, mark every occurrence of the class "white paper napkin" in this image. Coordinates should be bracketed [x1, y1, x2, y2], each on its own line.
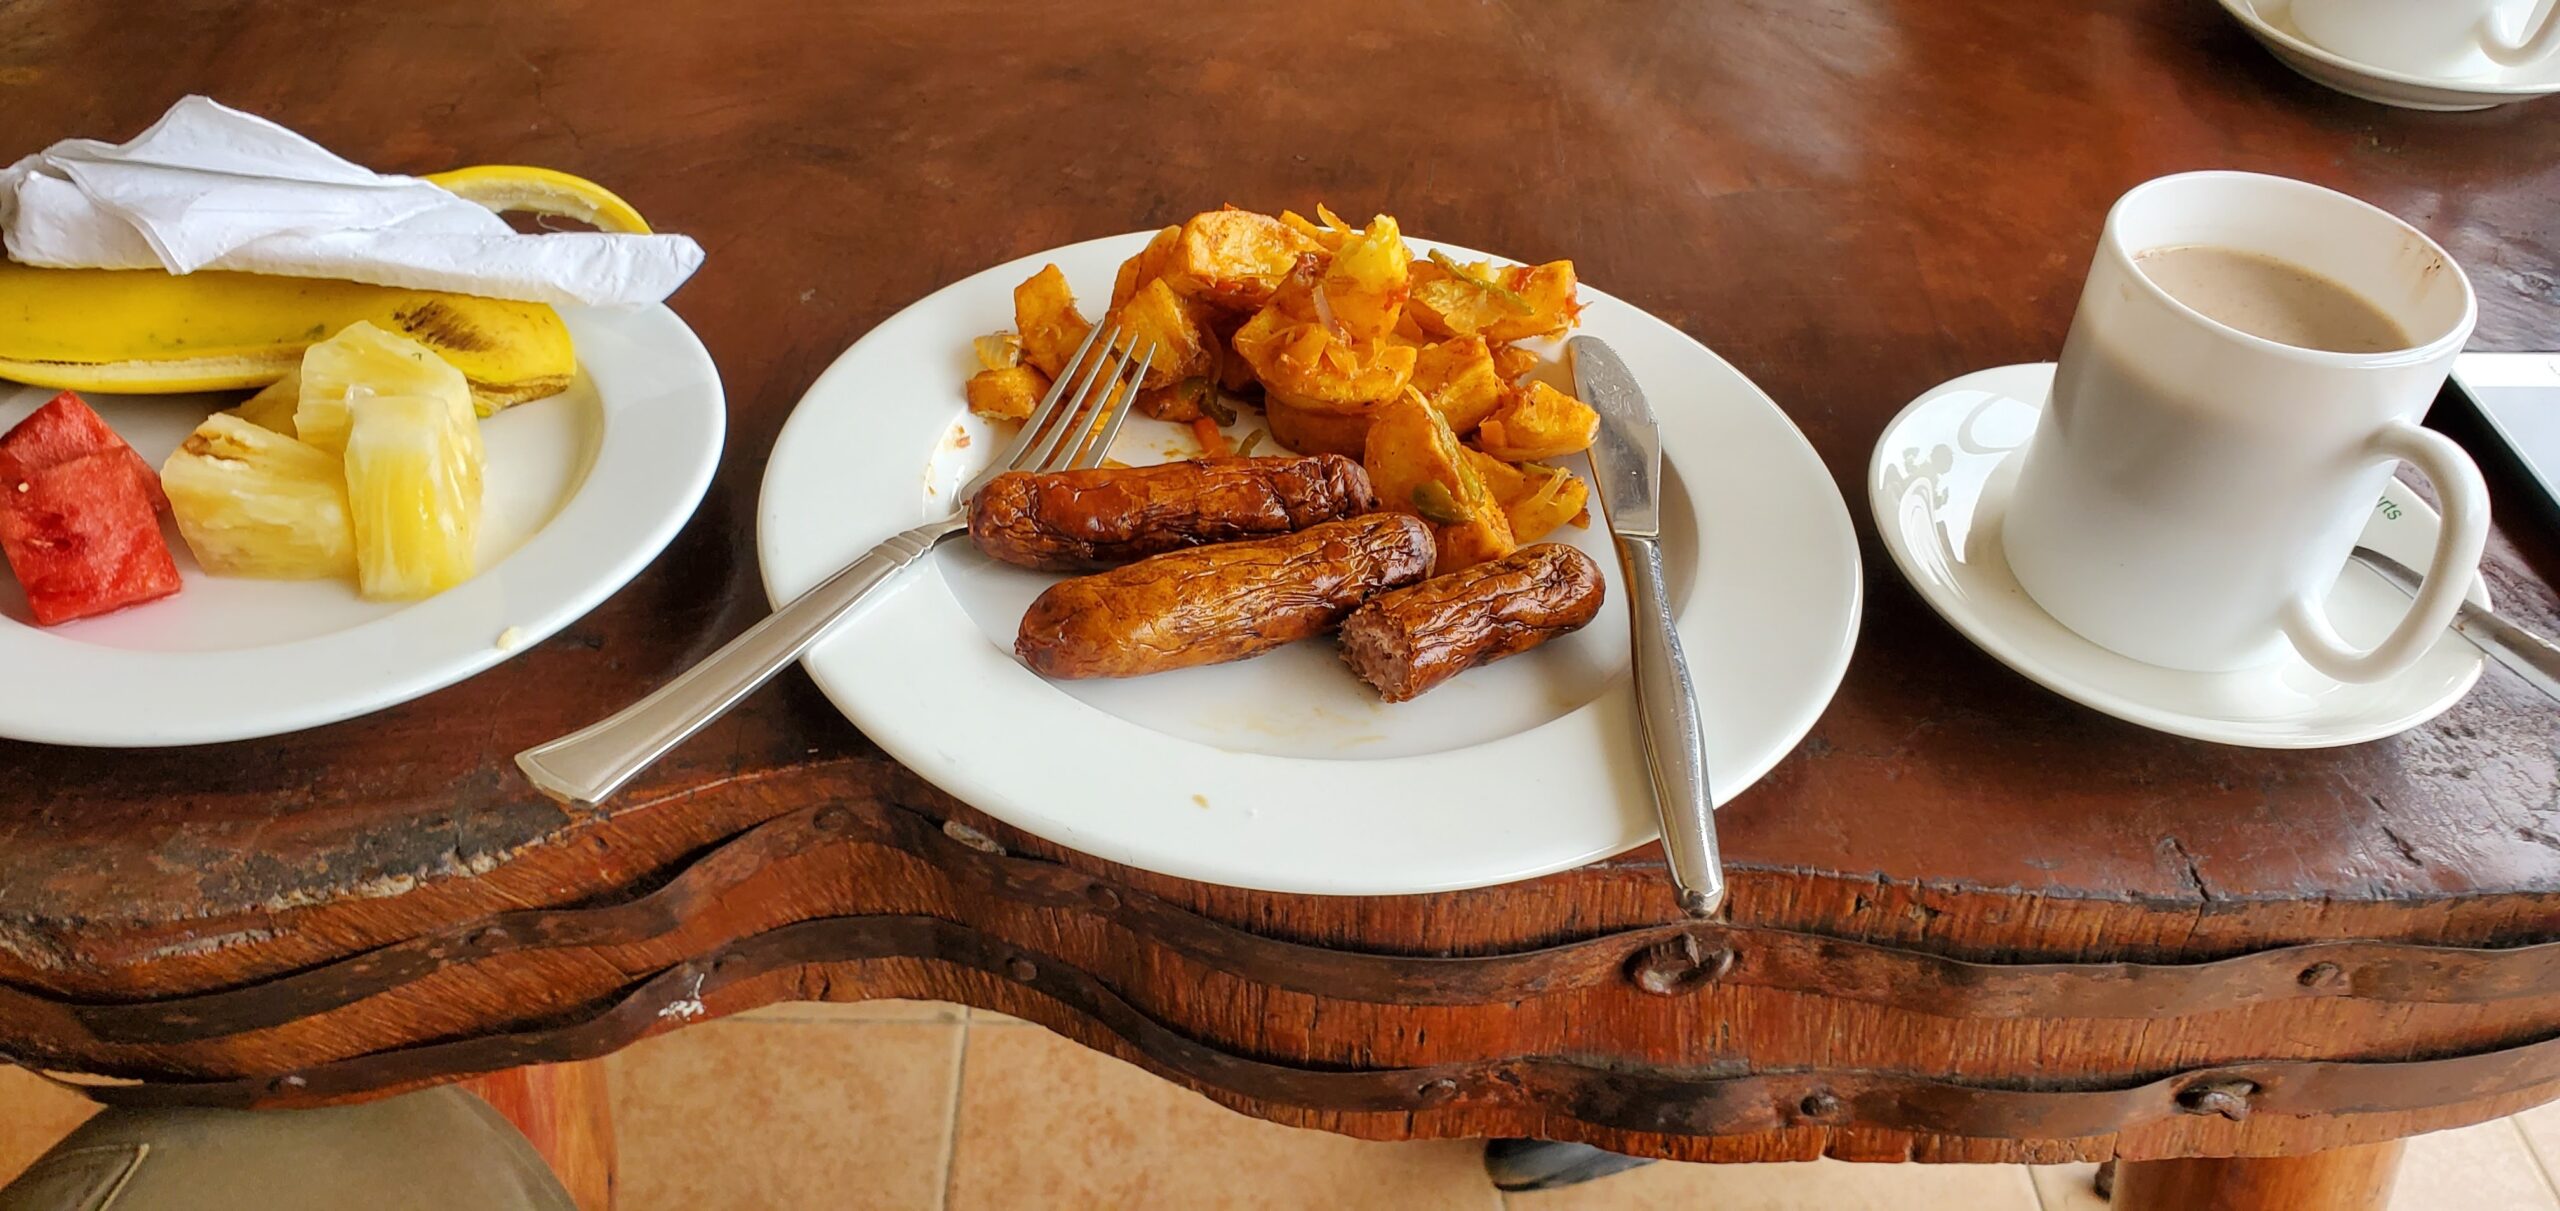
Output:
[0, 96, 704, 308]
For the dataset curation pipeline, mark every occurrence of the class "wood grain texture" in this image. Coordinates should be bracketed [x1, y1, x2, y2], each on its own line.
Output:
[2115, 1140, 2406, 1211]
[461, 1061, 616, 1211]
[0, 0, 2556, 1175]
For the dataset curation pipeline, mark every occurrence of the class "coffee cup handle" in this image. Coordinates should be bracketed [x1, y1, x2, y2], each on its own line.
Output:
[2279, 421, 2490, 685]
[2483, 0, 2560, 67]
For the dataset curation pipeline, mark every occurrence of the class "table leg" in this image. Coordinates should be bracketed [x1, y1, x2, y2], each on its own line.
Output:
[2112, 1140, 2405, 1210]
[460, 1060, 618, 1211]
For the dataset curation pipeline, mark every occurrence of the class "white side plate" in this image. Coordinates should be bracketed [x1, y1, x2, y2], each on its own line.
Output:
[758, 232, 1862, 896]
[0, 304, 725, 746]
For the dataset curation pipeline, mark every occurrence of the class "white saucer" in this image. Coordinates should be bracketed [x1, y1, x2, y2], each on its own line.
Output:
[2219, 0, 2560, 111]
[1869, 364, 2485, 749]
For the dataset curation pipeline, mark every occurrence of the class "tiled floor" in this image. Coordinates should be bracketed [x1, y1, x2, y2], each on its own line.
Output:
[4, 1002, 2558, 1210]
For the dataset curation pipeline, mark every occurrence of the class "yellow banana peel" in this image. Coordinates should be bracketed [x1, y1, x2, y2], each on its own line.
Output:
[0, 165, 655, 411]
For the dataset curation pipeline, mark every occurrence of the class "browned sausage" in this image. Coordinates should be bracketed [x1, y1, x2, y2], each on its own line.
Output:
[969, 455, 1376, 572]
[1338, 543, 1606, 702]
[1016, 513, 1434, 679]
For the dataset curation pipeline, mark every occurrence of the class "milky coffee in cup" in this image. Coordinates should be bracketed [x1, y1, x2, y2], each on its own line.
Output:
[2000, 172, 2487, 684]
[2130, 245, 2408, 355]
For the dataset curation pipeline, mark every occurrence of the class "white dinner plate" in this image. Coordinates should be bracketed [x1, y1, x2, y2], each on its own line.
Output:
[2218, 0, 2560, 111]
[0, 304, 725, 747]
[758, 232, 1862, 896]
[1870, 363, 2484, 748]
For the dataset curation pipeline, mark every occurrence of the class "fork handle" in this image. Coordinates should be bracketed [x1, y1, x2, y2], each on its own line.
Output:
[516, 516, 966, 805]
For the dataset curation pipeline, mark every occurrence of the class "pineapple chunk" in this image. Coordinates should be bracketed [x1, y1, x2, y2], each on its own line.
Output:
[162, 413, 356, 579]
[345, 393, 484, 600]
[296, 322, 472, 454]
[227, 370, 303, 435]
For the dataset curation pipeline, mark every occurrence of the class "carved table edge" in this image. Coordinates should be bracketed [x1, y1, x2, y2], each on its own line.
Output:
[10, 796, 2560, 1050]
[9, 912, 2558, 1153]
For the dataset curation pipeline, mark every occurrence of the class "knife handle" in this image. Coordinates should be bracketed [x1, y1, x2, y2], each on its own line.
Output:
[1613, 532, 1725, 918]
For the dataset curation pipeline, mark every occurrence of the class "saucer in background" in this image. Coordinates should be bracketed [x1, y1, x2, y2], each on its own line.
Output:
[2218, 0, 2560, 110]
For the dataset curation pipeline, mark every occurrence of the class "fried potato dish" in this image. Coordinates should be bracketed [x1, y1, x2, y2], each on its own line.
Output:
[966, 205, 1609, 696]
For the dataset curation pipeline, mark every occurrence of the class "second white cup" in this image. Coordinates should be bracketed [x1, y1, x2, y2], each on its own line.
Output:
[2292, 0, 2560, 78]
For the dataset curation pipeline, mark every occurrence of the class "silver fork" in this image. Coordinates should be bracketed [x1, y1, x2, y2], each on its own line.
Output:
[515, 324, 1151, 806]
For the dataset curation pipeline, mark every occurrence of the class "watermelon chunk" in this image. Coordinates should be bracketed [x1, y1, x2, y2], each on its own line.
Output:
[0, 404, 183, 625]
[0, 391, 169, 513]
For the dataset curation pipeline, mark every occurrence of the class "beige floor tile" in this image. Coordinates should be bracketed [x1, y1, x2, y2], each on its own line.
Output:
[2393, 1119, 2560, 1210]
[737, 998, 966, 1023]
[2028, 1163, 2107, 1211]
[1505, 1156, 2039, 1210]
[2518, 1103, 2560, 1180]
[945, 1023, 1497, 1211]
[0, 1065, 98, 1185]
[610, 1018, 965, 1211]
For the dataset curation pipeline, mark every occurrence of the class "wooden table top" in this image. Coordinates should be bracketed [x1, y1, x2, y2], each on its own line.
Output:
[7, 0, 2556, 933]
[3, 1, 2559, 1162]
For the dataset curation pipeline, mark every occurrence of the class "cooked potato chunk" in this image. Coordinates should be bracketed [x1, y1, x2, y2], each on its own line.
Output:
[1410, 259, 1580, 342]
[1107, 278, 1215, 388]
[1265, 394, 1373, 457]
[1231, 305, 1417, 410]
[1465, 448, 1588, 543]
[1476, 382, 1600, 461]
[1277, 206, 1359, 254]
[1433, 503, 1517, 574]
[965, 364, 1052, 422]
[1366, 390, 1515, 573]
[1172, 209, 1321, 311]
[1015, 265, 1094, 379]
[1214, 326, 1260, 393]
[1320, 215, 1411, 343]
[1410, 337, 1503, 434]
[1504, 463, 1590, 542]
[1487, 341, 1541, 384]
[1112, 225, 1181, 311]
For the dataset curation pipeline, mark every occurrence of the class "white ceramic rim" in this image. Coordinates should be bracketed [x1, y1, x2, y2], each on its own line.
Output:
[0, 304, 726, 747]
[2103, 171, 2478, 368]
[1867, 362, 2484, 748]
[2218, 0, 2559, 94]
[758, 231, 1863, 895]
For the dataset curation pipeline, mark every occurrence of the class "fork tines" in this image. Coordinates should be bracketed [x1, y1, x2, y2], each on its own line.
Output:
[989, 325, 1152, 488]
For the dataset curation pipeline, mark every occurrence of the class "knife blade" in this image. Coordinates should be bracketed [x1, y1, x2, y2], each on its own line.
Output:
[1570, 335, 1724, 918]
[2350, 545, 2560, 705]
[1572, 336, 1662, 537]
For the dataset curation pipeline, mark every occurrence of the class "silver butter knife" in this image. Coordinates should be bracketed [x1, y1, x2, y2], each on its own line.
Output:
[2351, 545, 2560, 705]
[1570, 336, 1725, 918]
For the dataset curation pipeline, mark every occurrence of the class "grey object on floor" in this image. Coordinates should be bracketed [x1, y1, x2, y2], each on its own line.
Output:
[1483, 1139, 1657, 1192]
[0, 1085, 574, 1211]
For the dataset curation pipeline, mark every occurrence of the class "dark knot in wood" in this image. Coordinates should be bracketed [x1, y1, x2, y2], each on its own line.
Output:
[2298, 961, 2345, 990]
[1798, 1091, 1844, 1121]
[1417, 1078, 1460, 1105]
[2176, 1078, 2259, 1121]
[1628, 932, 1736, 996]
[811, 806, 856, 835]
[1086, 885, 1122, 912]
[1004, 956, 1039, 982]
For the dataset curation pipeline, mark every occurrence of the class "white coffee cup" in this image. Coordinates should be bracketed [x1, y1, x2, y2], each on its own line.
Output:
[2292, 0, 2560, 78]
[2002, 171, 2486, 684]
